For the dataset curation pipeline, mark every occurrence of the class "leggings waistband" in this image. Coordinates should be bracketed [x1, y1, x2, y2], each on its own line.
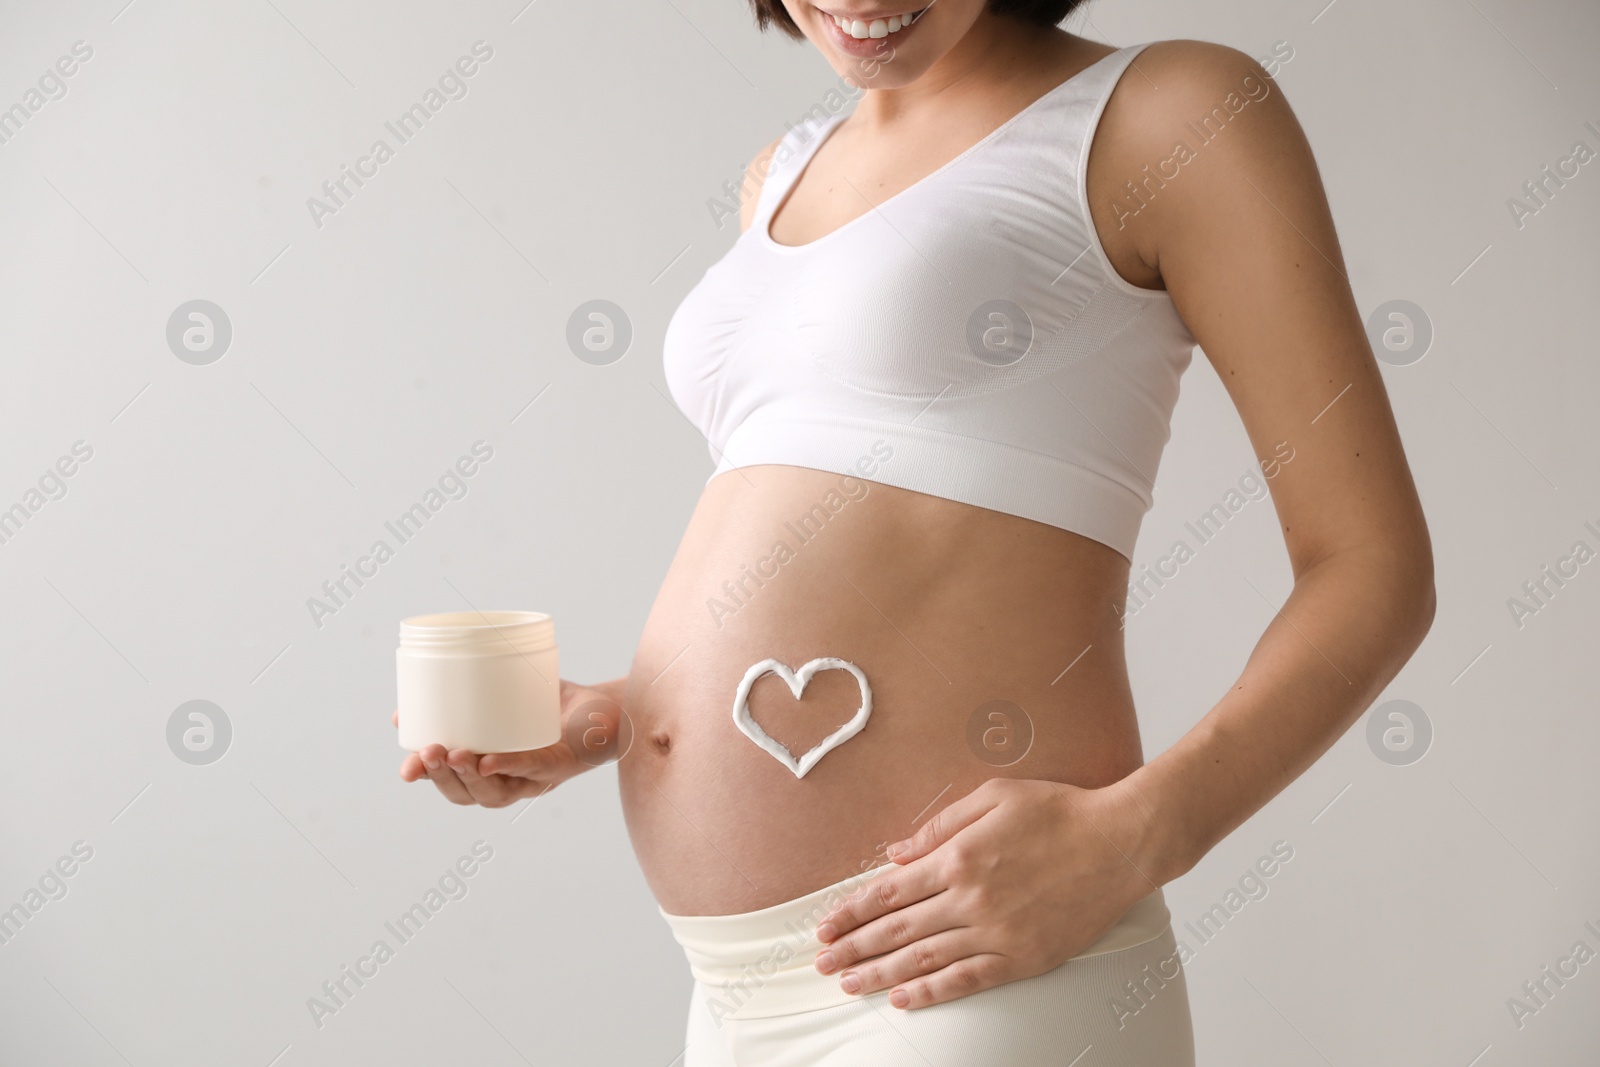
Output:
[659, 865, 1171, 1020]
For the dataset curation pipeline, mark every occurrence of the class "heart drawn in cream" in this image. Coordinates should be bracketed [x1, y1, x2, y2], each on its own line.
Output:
[731, 657, 873, 779]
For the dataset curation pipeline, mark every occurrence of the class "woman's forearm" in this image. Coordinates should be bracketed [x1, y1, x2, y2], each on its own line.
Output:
[1124, 545, 1436, 884]
[589, 675, 630, 705]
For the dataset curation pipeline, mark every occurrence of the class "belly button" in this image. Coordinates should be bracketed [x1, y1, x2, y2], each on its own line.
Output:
[650, 730, 671, 754]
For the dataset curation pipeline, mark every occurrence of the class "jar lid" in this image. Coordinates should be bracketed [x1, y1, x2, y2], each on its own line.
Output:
[398, 610, 555, 653]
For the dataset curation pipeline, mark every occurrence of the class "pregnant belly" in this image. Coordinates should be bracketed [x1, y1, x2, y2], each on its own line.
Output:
[618, 464, 1144, 916]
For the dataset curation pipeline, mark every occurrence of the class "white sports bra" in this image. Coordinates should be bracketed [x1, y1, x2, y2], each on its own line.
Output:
[663, 43, 1195, 560]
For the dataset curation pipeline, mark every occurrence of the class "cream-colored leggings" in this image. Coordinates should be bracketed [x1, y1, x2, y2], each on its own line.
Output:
[661, 867, 1195, 1066]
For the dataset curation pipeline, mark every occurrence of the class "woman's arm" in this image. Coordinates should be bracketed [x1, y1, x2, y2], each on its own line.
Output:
[811, 39, 1435, 1009]
[1106, 39, 1436, 881]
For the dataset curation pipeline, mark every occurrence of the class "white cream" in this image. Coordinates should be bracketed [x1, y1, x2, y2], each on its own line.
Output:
[731, 657, 873, 779]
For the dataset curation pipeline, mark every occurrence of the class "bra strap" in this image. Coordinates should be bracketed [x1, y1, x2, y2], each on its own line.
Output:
[753, 112, 847, 227]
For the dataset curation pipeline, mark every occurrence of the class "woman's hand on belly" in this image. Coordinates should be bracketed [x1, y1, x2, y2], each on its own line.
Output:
[811, 776, 1160, 1009]
[397, 679, 626, 808]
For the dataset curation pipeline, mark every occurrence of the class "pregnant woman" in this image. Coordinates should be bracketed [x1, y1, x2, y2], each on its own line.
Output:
[399, 1, 1435, 1063]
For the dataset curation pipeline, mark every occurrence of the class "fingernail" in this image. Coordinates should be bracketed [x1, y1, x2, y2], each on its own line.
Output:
[886, 842, 907, 860]
[840, 973, 861, 994]
[424, 759, 440, 770]
[889, 989, 909, 1008]
[817, 923, 837, 943]
[816, 952, 836, 975]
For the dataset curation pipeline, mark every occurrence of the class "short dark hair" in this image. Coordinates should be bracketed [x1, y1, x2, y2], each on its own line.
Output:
[746, 1, 1089, 39]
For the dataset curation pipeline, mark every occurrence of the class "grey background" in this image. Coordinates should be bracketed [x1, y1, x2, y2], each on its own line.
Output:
[1, 0, 1596, 1063]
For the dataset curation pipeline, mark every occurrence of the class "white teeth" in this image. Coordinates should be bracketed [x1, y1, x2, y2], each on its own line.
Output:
[831, 10, 920, 39]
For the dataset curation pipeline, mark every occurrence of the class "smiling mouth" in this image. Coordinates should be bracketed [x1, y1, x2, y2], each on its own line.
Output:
[819, 6, 929, 39]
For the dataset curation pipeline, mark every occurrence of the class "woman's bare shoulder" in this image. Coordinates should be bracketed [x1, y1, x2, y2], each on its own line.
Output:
[1088, 37, 1306, 280]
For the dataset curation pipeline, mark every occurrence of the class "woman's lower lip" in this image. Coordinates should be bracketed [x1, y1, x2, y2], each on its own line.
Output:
[821, 8, 924, 59]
